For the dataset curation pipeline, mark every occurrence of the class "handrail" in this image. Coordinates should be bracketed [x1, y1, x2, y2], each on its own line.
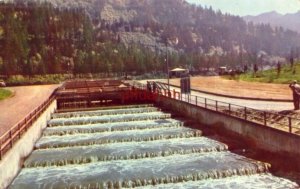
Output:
[0, 94, 56, 160]
[156, 81, 292, 102]
[143, 81, 300, 135]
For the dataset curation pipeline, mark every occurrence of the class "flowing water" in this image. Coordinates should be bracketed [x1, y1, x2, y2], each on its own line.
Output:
[9, 105, 299, 189]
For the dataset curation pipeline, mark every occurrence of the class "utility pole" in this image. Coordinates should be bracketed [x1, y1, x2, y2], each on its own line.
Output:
[165, 37, 178, 93]
[166, 41, 170, 92]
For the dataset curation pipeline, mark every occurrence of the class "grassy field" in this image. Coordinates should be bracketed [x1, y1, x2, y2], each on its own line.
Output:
[0, 88, 12, 100]
[5, 74, 71, 86]
[226, 62, 300, 84]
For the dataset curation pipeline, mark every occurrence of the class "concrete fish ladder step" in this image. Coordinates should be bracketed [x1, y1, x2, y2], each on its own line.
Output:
[10, 152, 270, 189]
[35, 127, 202, 149]
[24, 137, 228, 168]
[52, 107, 161, 119]
[48, 112, 172, 127]
[134, 174, 299, 189]
[43, 119, 184, 136]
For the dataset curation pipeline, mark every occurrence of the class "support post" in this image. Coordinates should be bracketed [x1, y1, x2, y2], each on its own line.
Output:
[9, 131, 12, 148]
[264, 112, 267, 126]
[289, 117, 292, 133]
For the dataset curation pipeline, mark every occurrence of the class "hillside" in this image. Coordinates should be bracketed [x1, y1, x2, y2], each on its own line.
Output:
[244, 11, 300, 33]
[0, 0, 300, 76]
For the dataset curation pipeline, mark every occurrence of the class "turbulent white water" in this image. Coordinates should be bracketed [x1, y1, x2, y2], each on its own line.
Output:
[9, 105, 299, 189]
[43, 119, 183, 136]
[35, 126, 202, 149]
[48, 112, 172, 126]
[135, 174, 299, 189]
[52, 107, 160, 119]
[25, 138, 228, 168]
[11, 152, 270, 189]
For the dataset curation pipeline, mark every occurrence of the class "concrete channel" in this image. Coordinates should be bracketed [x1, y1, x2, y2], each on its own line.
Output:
[3, 102, 299, 189]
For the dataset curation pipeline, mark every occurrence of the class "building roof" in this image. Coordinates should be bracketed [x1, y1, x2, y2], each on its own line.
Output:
[170, 68, 187, 72]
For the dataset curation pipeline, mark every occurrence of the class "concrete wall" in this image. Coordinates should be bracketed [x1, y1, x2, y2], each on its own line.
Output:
[0, 100, 57, 189]
[156, 96, 300, 156]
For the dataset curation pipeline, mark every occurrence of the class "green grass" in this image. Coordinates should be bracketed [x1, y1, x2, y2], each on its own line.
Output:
[0, 88, 12, 100]
[5, 74, 72, 86]
[224, 62, 300, 84]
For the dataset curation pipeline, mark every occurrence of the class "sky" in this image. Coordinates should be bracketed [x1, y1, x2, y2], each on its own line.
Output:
[186, 0, 300, 16]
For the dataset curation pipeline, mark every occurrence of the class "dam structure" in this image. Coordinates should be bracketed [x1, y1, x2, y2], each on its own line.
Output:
[9, 104, 298, 188]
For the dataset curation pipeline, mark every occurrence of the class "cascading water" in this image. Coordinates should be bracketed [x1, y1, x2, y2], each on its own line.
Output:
[48, 112, 172, 126]
[24, 138, 228, 168]
[134, 174, 299, 189]
[43, 119, 184, 136]
[9, 105, 299, 189]
[52, 107, 160, 119]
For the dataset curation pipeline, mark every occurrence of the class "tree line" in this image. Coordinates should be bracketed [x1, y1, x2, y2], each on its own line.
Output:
[0, 2, 171, 76]
[0, 1, 300, 76]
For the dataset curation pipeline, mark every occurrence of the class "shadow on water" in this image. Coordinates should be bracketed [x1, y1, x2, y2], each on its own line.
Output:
[170, 110, 300, 185]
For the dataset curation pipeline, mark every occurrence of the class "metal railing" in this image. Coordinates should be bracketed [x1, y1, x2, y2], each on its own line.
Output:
[1, 80, 299, 160]
[140, 81, 300, 135]
[0, 94, 56, 160]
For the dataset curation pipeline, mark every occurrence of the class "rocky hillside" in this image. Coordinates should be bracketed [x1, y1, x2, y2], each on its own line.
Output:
[5, 0, 300, 56]
[1, 0, 300, 76]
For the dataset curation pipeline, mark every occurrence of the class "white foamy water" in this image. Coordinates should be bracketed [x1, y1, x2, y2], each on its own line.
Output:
[35, 127, 202, 149]
[43, 119, 183, 136]
[52, 107, 160, 119]
[135, 174, 298, 189]
[48, 112, 172, 126]
[10, 152, 269, 189]
[25, 137, 228, 167]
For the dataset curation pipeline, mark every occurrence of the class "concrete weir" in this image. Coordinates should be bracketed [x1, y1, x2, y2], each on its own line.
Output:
[156, 95, 300, 157]
[7, 103, 299, 189]
[0, 100, 57, 189]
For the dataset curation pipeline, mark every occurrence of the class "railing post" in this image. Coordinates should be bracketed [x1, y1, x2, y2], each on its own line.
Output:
[216, 101, 218, 111]
[0, 143, 2, 160]
[196, 96, 198, 106]
[0, 140, 2, 160]
[9, 131, 13, 148]
[228, 104, 231, 115]
[205, 98, 207, 109]
[18, 123, 21, 139]
[289, 117, 292, 133]
[168, 90, 171, 98]
[264, 112, 267, 126]
[244, 107, 247, 120]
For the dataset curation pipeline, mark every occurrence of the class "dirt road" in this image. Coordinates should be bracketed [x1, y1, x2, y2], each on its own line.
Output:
[140, 76, 294, 111]
[0, 85, 58, 136]
[169, 76, 292, 100]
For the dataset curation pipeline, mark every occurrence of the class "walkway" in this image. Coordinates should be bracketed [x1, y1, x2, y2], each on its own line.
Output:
[140, 77, 294, 111]
[0, 85, 58, 136]
[170, 76, 292, 101]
